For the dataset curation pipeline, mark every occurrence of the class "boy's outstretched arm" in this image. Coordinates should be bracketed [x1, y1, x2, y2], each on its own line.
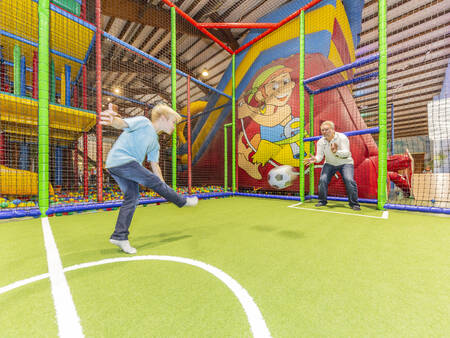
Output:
[100, 103, 129, 129]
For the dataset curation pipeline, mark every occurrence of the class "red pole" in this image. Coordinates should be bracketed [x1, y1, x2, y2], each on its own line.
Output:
[81, 0, 86, 20]
[197, 22, 278, 29]
[0, 132, 5, 166]
[32, 51, 38, 99]
[82, 65, 87, 109]
[159, 0, 234, 54]
[235, 0, 324, 54]
[83, 132, 88, 198]
[73, 140, 79, 189]
[187, 76, 192, 195]
[0, 62, 5, 91]
[82, 64, 88, 198]
[95, 0, 103, 202]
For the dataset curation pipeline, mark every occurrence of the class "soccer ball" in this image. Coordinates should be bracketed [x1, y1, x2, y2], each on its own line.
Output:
[268, 165, 296, 189]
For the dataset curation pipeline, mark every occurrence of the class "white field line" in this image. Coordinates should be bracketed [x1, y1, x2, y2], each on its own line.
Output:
[41, 217, 84, 337]
[0, 273, 49, 294]
[288, 203, 389, 219]
[0, 255, 271, 338]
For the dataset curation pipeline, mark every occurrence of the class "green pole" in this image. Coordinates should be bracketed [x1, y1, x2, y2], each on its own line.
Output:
[377, 0, 387, 210]
[224, 126, 228, 192]
[298, 11, 305, 201]
[50, 59, 56, 103]
[38, 0, 50, 217]
[171, 6, 177, 190]
[309, 94, 314, 196]
[13, 45, 21, 96]
[224, 123, 232, 192]
[232, 54, 236, 192]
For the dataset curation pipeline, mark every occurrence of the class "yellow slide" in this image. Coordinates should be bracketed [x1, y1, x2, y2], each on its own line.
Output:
[0, 165, 54, 196]
[177, 101, 208, 164]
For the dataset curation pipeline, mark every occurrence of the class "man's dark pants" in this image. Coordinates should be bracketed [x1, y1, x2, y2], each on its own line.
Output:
[108, 161, 186, 240]
[318, 163, 360, 207]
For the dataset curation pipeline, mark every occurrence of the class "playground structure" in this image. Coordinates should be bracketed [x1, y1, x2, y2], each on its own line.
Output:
[0, 0, 449, 219]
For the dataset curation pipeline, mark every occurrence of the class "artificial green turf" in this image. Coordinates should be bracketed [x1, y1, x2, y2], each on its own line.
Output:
[0, 279, 58, 337]
[2, 197, 450, 336]
[0, 217, 48, 286]
[66, 261, 251, 337]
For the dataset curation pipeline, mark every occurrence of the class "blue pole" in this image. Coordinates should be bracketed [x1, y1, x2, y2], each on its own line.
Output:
[65, 65, 71, 106]
[304, 54, 379, 84]
[390, 104, 394, 154]
[20, 56, 26, 96]
[55, 146, 63, 186]
[19, 143, 29, 170]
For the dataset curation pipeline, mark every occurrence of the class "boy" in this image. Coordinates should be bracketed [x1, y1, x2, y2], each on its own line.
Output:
[100, 103, 198, 254]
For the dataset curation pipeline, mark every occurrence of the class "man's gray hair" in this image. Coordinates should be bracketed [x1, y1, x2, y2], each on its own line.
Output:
[321, 120, 335, 129]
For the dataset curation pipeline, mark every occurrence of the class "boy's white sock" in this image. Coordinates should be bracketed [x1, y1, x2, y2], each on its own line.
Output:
[185, 196, 198, 207]
[110, 239, 137, 254]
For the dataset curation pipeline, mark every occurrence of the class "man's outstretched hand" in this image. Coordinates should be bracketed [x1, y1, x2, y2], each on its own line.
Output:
[303, 156, 315, 166]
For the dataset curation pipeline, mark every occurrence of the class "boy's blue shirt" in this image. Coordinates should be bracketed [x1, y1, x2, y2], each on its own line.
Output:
[105, 116, 160, 168]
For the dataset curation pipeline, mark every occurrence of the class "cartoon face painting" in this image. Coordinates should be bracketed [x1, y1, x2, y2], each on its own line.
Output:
[237, 61, 309, 180]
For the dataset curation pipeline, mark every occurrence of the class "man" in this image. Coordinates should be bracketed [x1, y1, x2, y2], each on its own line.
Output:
[304, 120, 360, 211]
[100, 103, 198, 254]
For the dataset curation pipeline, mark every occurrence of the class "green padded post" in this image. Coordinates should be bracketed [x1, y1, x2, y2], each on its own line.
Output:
[50, 59, 55, 103]
[224, 123, 232, 192]
[378, 0, 387, 210]
[14, 45, 21, 95]
[309, 94, 314, 196]
[171, 6, 177, 190]
[298, 10, 305, 201]
[38, 0, 50, 216]
[232, 54, 236, 192]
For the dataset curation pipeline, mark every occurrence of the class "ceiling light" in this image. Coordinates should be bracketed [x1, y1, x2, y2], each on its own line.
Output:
[114, 88, 120, 94]
[201, 70, 209, 77]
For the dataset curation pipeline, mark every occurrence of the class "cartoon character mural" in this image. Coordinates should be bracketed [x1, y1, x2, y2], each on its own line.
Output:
[237, 60, 310, 180]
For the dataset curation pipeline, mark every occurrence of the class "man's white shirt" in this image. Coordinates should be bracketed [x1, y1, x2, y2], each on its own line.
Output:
[314, 131, 354, 166]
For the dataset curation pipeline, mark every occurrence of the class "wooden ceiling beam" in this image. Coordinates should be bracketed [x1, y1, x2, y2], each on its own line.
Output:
[102, 0, 238, 50]
[102, 0, 202, 37]
[362, 109, 429, 123]
[367, 120, 428, 129]
[355, 76, 444, 98]
[356, 86, 441, 105]
[355, 51, 450, 79]
[390, 129, 429, 138]
[356, 92, 441, 108]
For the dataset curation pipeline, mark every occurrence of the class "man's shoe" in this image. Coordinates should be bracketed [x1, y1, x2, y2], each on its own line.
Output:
[110, 239, 137, 254]
[315, 202, 326, 207]
[351, 205, 361, 211]
[185, 196, 198, 207]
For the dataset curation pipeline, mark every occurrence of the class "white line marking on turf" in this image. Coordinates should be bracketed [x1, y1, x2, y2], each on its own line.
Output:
[288, 203, 389, 219]
[0, 256, 271, 338]
[0, 273, 49, 295]
[41, 217, 84, 337]
[64, 256, 271, 338]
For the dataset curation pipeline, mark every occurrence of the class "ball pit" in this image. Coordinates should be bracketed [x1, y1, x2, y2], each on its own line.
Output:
[0, 185, 225, 211]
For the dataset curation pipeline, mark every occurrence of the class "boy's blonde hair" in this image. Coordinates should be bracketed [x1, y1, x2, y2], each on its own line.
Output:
[151, 104, 182, 123]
